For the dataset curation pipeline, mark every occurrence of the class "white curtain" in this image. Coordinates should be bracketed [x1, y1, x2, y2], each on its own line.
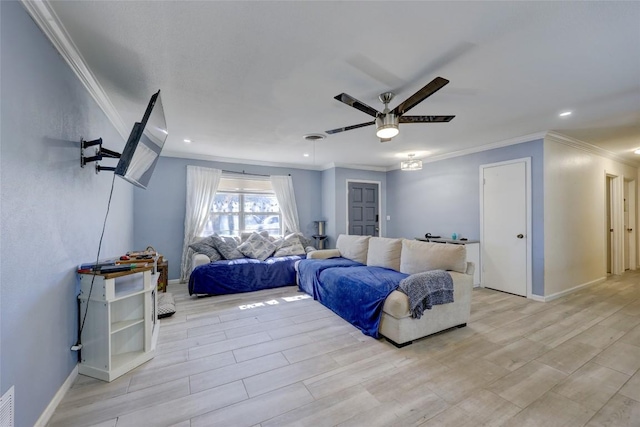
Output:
[270, 175, 300, 234]
[180, 166, 222, 282]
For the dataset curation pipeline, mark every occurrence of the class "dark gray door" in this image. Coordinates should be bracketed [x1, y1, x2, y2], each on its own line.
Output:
[348, 182, 379, 236]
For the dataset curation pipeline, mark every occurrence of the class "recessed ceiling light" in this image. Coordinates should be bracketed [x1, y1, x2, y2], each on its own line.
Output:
[183, 139, 192, 144]
[634, 149, 640, 155]
[303, 153, 310, 157]
[559, 111, 572, 117]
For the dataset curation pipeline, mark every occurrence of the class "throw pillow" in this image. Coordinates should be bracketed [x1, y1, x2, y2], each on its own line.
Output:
[273, 233, 306, 257]
[238, 233, 277, 261]
[399, 240, 467, 274]
[367, 237, 402, 271]
[188, 236, 222, 262]
[336, 234, 371, 264]
[210, 235, 245, 260]
[298, 233, 315, 249]
[240, 230, 270, 243]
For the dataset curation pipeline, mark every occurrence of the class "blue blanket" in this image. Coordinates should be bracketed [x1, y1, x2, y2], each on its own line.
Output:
[297, 257, 363, 297]
[188, 255, 305, 295]
[317, 266, 408, 337]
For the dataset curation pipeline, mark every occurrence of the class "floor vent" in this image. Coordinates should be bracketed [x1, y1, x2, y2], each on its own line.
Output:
[0, 386, 14, 427]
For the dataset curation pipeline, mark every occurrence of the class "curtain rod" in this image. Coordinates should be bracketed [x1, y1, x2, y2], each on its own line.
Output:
[222, 170, 290, 177]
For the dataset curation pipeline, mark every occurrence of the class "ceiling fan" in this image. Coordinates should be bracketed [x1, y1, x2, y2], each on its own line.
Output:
[326, 76, 455, 142]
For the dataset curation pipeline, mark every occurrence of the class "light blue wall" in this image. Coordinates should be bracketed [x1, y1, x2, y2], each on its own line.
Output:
[321, 168, 336, 247]
[319, 167, 387, 248]
[386, 139, 545, 295]
[0, 2, 133, 426]
[133, 157, 323, 280]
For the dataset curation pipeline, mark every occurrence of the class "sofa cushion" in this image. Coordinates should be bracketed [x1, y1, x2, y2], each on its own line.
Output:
[238, 232, 277, 261]
[189, 235, 222, 262]
[306, 249, 341, 260]
[400, 240, 466, 274]
[336, 234, 371, 264]
[210, 235, 245, 260]
[367, 237, 402, 271]
[273, 233, 306, 257]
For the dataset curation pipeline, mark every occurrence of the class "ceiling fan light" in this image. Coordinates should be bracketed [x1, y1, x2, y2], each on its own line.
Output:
[375, 113, 399, 139]
[376, 125, 399, 139]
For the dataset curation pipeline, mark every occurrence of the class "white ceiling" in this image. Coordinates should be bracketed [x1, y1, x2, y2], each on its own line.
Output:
[45, 1, 640, 170]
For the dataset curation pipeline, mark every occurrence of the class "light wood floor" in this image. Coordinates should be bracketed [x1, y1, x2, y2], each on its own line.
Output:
[49, 272, 640, 426]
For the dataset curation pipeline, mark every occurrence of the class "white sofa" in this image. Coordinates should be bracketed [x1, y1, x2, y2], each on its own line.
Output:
[302, 235, 474, 347]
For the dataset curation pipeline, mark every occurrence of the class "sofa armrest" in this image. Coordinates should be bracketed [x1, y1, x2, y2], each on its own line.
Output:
[192, 253, 211, 269]
[465, 261, 475, 276]
[306, 249, 341, 260]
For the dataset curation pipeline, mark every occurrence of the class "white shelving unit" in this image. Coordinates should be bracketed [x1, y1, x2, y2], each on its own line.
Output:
[77, 267, 159, 382]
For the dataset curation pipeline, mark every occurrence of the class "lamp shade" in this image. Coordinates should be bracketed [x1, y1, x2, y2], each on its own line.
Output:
[376, 114, 399, 139]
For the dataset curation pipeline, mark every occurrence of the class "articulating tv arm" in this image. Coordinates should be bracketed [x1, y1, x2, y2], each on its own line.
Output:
[80, 138, 121, 173]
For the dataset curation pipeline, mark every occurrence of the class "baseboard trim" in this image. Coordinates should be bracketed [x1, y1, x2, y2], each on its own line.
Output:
[168, 279, 182, 285]
[35, 365, 78, 426]
[541, 277, 607, 302]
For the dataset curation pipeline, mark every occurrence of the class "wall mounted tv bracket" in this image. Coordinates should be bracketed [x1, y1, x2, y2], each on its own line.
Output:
[80, 138, 121, 174]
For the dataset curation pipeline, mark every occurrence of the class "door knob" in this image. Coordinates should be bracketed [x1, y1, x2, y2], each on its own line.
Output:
[517, 234, 524, 239]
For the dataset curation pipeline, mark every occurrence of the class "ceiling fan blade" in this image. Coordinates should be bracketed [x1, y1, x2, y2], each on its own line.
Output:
[326, 121, 375, 135]
[334, 93, 380, 118]
[400, 115, 455, 123]
[392, 77, 450, 116]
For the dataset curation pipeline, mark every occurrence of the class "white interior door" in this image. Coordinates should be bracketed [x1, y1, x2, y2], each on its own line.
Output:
[482, 161, 528, 296]
[625, 182, 629, 270]
[628, 180, 636, 270]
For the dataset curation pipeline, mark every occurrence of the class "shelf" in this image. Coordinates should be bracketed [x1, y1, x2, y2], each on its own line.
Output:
[77, 265, 153, 279]
[111, 318, 144, 334]
[78, 264, 157, 382]
[113, 283, 146, 301]
[111, 350, 146, 371]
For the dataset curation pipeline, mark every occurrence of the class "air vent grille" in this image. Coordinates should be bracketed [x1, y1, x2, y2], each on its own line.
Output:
[0, 386, 14, 427]
[303, 133, 326, 141]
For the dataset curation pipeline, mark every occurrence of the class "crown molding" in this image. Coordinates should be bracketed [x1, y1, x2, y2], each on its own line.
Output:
[545, 131, 640, 168]
[21, 0, 128, 140]
[328, 162, 388, 172]
[160, 150, 327, 172]
[386, 131, 548, 171]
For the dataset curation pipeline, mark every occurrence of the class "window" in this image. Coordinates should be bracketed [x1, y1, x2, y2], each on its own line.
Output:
[201, 175, 282, 237]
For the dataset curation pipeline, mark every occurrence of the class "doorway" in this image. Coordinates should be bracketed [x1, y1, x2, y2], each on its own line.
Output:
[606, 174, 624, 275]
[607, 176, 613, 274]
[624, 179, 636, 271]
[347, 181, 380, 236]
[604, 172, 637, 275]
[480, 158, 531, 297]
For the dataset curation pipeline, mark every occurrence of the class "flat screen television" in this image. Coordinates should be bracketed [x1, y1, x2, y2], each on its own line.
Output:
[115, 90, 167, 189]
